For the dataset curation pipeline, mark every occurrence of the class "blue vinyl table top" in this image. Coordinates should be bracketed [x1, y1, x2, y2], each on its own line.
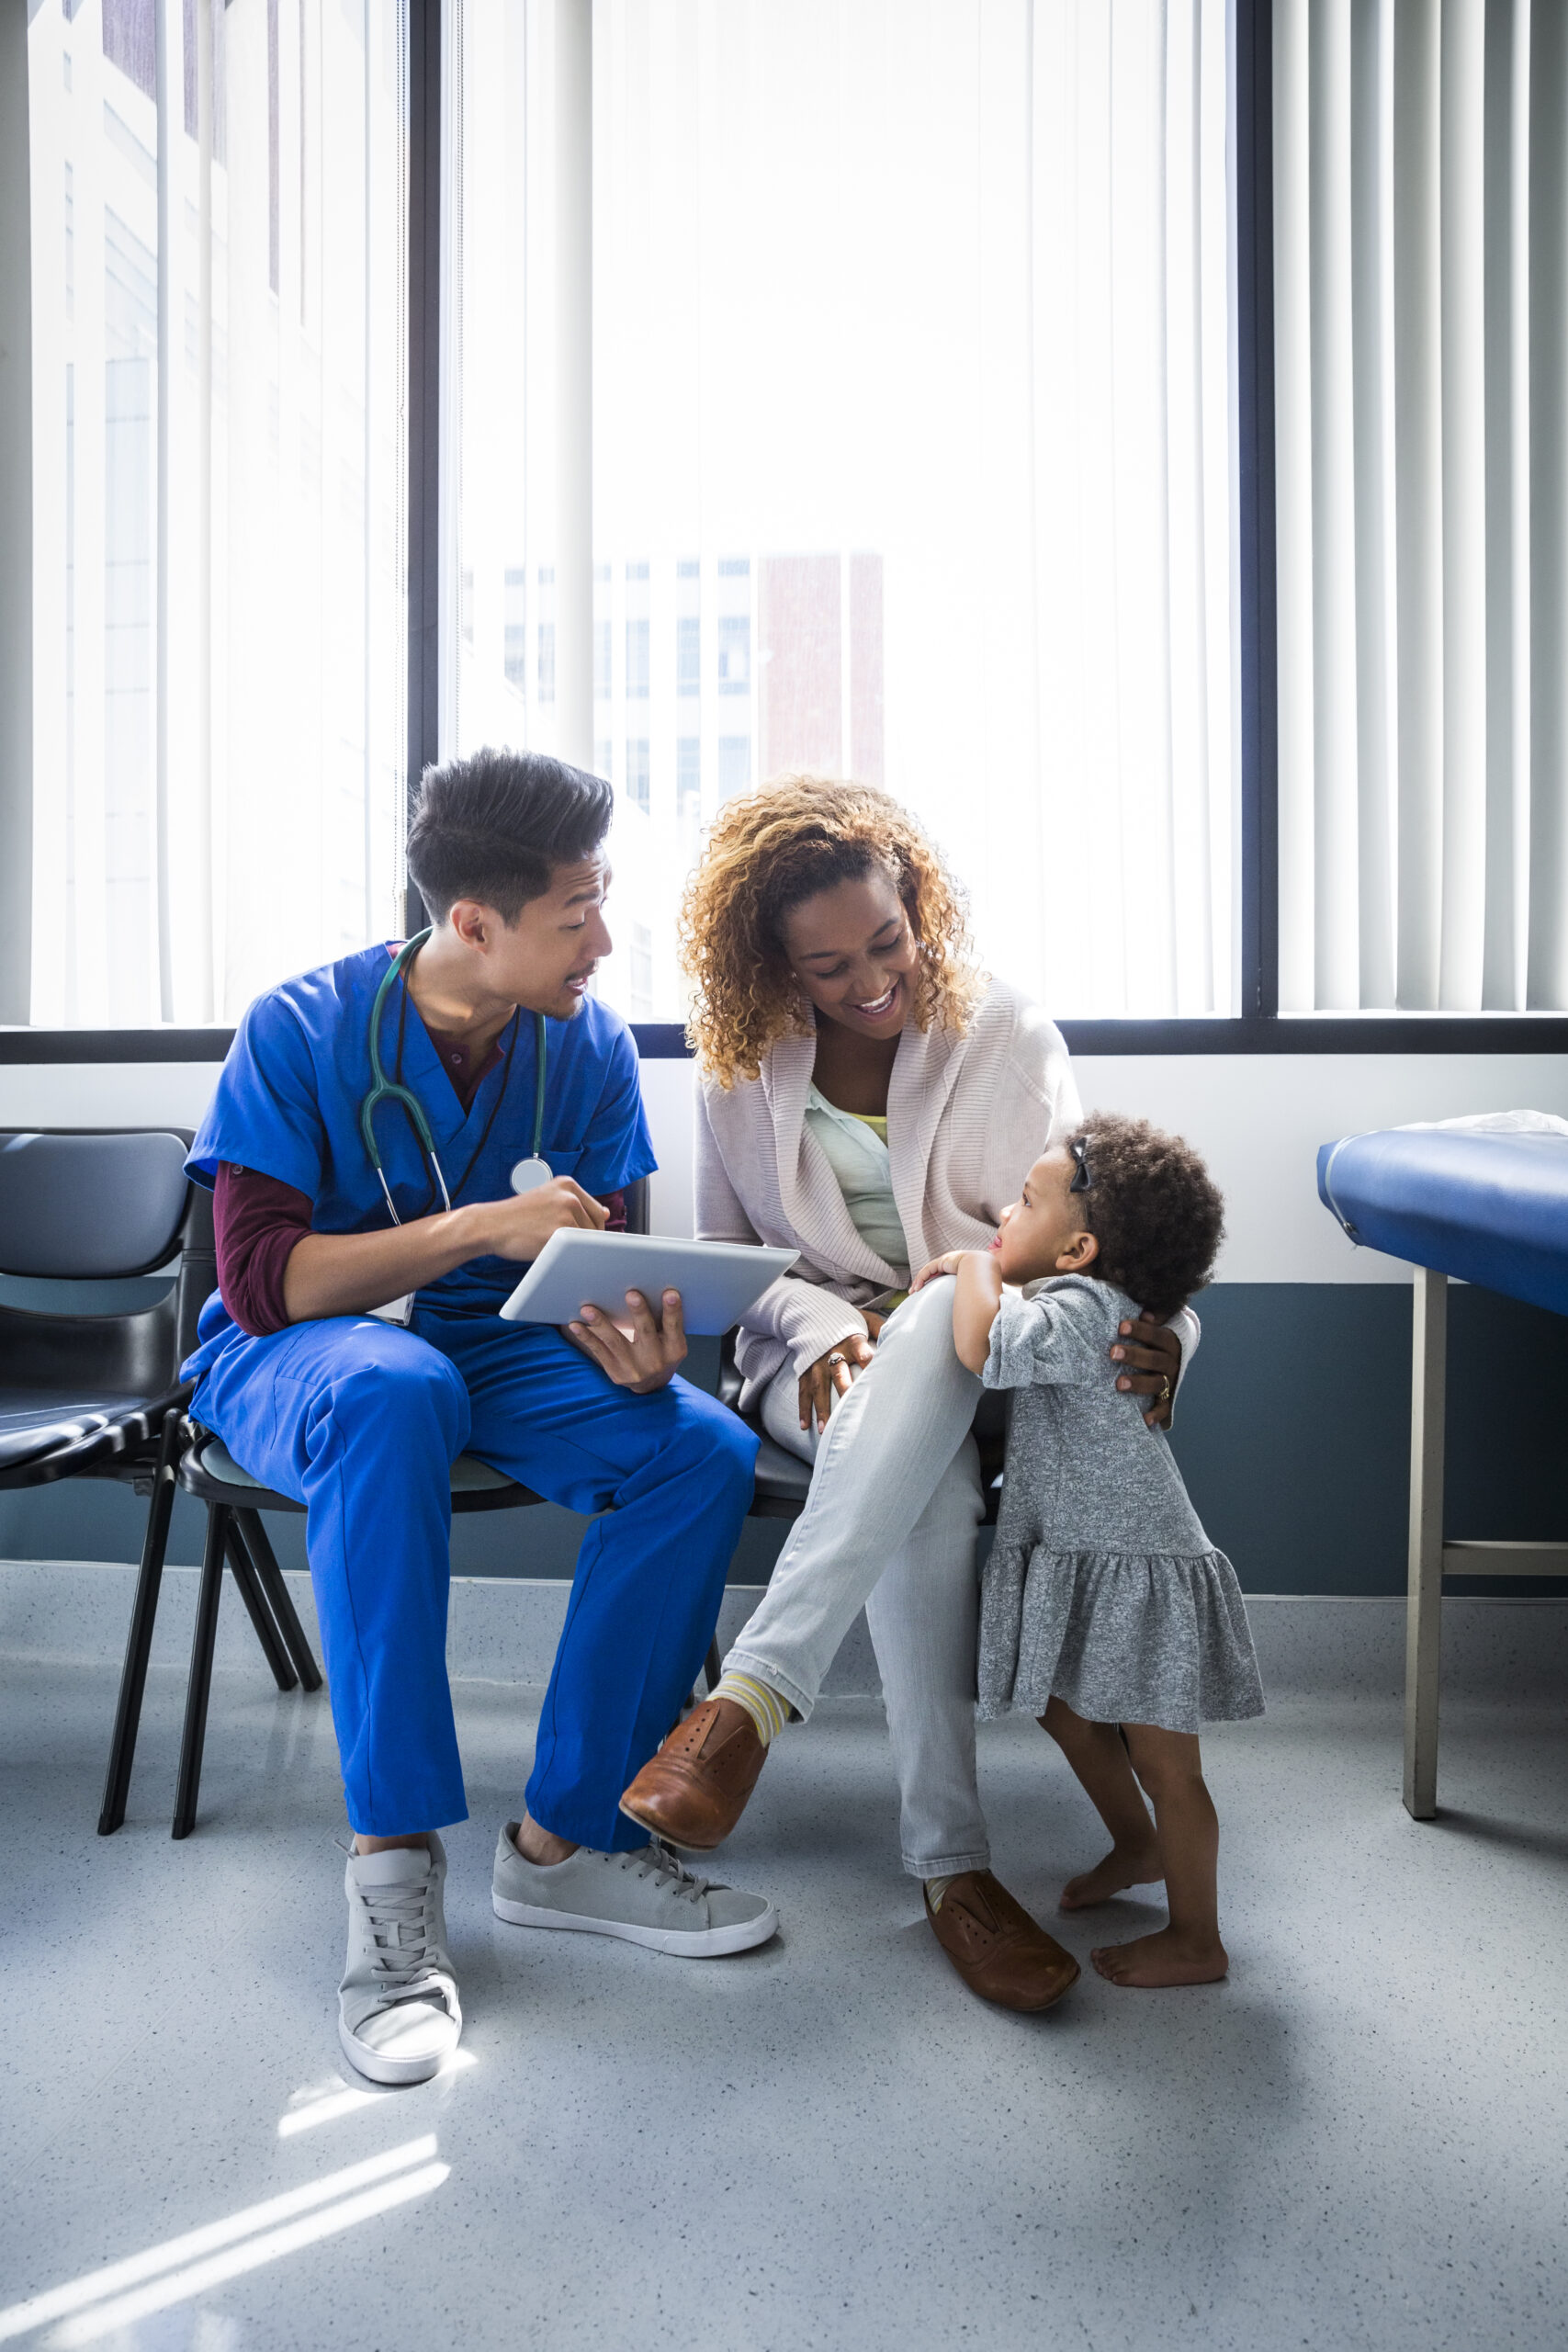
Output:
[1317, 1129, 1568, 1315]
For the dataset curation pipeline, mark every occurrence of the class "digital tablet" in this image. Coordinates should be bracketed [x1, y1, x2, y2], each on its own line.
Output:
[499, 1229, 798, 1336]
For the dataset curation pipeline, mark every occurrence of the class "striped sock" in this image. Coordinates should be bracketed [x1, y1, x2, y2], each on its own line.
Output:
[925, 1875, 957, 1913]
[713, 1670, 791, 1748]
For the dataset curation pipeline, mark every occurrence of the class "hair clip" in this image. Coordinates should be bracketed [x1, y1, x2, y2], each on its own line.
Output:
[1068, 1136, 1094, 1193]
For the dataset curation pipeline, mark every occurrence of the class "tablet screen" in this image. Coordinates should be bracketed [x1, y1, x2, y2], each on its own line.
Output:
[499, 1229, 797, 1337]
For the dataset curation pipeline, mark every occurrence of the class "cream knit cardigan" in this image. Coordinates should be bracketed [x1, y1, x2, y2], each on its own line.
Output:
[694, 976, 1200, 1407]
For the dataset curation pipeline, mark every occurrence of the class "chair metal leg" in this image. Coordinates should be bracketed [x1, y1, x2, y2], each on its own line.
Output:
[703, 1637, 723, 1695]
[98, 1408, 182, 1836]
[235, 1509, 322, 1691]
[1404, 1267, 1446, 1820]
[223, 1519, 296, 1691]
[173, 1504, 228, 1839]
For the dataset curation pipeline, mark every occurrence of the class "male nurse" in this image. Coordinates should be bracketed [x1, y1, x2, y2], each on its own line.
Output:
[183, 749, 771, 2086]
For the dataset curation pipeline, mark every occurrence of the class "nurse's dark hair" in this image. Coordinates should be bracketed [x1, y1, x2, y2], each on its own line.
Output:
[406, 747, 614, 924]
[1069, 1112, 1224, 1319]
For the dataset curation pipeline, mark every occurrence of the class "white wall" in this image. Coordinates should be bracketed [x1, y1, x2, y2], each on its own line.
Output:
[1071, 1053, 1568, 1283]
[4, 1049, 1564, 1284]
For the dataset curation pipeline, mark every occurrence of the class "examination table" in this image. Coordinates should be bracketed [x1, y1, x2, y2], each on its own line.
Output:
[1317, 1126, 1568, 1815]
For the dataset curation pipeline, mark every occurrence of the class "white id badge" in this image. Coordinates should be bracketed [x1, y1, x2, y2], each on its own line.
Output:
[369, 1294, 414, 1326]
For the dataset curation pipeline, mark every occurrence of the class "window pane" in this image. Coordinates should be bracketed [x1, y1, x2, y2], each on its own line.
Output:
[1273, 0, 1568, 1011]
[451, 0, 1237, 1020]
[27, 0, 408, 1024]
[676, 614, 700, 696]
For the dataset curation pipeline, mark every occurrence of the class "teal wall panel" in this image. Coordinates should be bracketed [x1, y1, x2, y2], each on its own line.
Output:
[3, 1293, 1564, 1595]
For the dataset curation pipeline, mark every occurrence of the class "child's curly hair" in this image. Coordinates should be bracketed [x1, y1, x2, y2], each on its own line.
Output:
[1071, 1112, 1225, 1318]
[680, 775, 985, 1086]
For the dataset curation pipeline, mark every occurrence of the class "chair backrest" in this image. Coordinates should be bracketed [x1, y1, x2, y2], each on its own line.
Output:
[624, 1174, 651, 1235]
[0, 1130, 190, 1277]
[0, 1128, 213, 1398]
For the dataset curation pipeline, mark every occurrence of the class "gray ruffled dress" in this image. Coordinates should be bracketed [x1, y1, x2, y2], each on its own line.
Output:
[977, 1276, 1263, 1733]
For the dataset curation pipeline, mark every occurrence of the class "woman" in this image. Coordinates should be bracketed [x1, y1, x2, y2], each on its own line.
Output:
[621, 778, 1194, 2010]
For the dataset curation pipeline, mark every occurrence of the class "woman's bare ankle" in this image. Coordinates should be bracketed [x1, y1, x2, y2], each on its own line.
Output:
[353, 1831, 430, 1855]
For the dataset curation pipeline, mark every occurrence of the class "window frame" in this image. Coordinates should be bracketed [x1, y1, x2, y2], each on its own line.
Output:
[6, 0, 1567, 1063]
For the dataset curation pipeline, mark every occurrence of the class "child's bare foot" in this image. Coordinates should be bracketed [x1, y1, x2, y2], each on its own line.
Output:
[1090, 1927, 1228, 1987]
[1059, 1842, 1164, 1911]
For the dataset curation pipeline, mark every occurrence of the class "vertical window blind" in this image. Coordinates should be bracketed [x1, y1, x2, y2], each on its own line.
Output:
[25, 0, 408, 1027]
[1274, 0, 1568, 1014]
[447, 0, 1239, 1023]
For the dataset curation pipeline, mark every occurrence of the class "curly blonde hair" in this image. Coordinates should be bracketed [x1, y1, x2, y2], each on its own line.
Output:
[680, 775, 985, 1087]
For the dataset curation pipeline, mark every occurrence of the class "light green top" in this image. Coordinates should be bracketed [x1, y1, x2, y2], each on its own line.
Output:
[805, 1085, 910, 1274]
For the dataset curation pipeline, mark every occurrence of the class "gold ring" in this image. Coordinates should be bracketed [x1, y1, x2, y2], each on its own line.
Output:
[1159, 1376, 1172, 1404]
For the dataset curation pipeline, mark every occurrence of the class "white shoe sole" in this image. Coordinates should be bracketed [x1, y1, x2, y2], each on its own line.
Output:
[491, 1891, 779, 1957]
[337, 2013, 458, 2088]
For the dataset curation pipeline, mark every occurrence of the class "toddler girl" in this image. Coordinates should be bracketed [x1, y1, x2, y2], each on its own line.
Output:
[912, 1112, 1261, 1988]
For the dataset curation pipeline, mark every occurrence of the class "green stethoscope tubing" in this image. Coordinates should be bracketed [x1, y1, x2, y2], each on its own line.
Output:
[360, 928, 547, 1225]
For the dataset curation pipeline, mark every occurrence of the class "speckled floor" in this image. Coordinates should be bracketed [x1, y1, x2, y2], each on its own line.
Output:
[2, 1650, 1565, 2352]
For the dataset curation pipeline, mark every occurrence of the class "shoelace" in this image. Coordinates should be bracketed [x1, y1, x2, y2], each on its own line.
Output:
[353, 1875, 446, 1994]
[616, 1839, 713, 1908]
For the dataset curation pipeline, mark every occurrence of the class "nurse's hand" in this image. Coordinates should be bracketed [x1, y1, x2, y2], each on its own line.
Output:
[568, 1288, 688, 1394]
[281, 1175, 607, 1325]
[485, 1175, 608, 1258]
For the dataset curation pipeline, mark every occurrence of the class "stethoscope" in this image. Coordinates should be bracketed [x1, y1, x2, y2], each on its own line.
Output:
[360, 929, 554, 1225]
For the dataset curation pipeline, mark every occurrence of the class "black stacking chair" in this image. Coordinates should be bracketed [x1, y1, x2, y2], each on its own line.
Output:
[0, 1127, 319, 1837]
[170, 1437, 547, 1838]
[164, 1174, 728, 1838]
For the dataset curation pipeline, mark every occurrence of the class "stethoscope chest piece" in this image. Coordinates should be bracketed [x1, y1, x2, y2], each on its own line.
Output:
[510, 1156, 553, 1195]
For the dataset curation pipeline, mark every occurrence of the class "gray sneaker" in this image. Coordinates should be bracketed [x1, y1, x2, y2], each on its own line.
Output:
[492, 1823, 778, 1957]
[339, 1837, 462, 2086]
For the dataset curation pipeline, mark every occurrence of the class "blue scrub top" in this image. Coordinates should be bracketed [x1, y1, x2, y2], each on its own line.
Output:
[184, 942, 656, 1371]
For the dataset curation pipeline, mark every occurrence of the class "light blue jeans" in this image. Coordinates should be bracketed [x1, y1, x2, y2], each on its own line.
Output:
[726, 1278, 991, 1880]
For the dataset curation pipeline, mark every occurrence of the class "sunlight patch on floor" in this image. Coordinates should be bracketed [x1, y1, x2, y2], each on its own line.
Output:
[0, 2139, 447, 2348]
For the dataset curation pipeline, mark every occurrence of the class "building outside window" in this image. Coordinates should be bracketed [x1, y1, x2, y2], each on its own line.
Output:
[626, 738, 650, 817]
[628, 922, 654, 1019]
[717, 737, 751, 797]
[716, 615, 750, 697]
[676, 737, 701, 821]
[676, 615, 700, 698]
[625, 616, 649, 701]
[23, 0, 408, 1023]
[503, 570, 527, 692]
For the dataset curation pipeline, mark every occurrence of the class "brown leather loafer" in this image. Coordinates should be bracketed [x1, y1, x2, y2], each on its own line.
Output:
[925, 1871, 1080, 2013]
[618, 1698, 768, 1850]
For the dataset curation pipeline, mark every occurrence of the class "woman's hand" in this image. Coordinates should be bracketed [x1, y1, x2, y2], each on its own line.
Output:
[798, 1332, 876, 1433]
[1111, 1308, 1182, 1428]
[911, 1250, 970, 1290]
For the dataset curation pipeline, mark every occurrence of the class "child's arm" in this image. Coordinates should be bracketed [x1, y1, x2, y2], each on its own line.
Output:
[953, 1252, 1004, 1373]
[910, 1249, 1004, 1374]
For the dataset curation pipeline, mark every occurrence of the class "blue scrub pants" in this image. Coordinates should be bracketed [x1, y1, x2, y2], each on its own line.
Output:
[193, 1305, 758, 1846]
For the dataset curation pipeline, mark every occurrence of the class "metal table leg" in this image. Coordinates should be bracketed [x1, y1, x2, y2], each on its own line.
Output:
[1404, 1267, 1446, 1819]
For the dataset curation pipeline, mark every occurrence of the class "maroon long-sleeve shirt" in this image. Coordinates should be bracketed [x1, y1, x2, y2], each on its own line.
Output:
[213, 1012, 624, 1336]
